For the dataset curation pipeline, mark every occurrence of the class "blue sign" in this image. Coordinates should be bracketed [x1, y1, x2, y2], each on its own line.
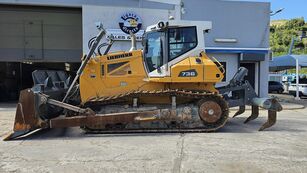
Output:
[119, 12, 142, 34]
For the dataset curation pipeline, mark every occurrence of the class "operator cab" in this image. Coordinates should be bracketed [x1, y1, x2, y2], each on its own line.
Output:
[143, 20, 212, 77]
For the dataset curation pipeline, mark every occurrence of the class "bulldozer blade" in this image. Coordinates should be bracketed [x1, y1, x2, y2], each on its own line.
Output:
[3, 129, 32, 141]
[259, 110, 277, 131]
[233, 105, 245, 118]
[3, 89, 46, 141]
[244, 105, 259, 124]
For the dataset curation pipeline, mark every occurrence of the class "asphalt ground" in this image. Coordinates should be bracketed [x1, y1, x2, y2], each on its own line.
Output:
[0, 103, 307, 173]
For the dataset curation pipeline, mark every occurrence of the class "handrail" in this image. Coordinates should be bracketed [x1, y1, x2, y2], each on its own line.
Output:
[210, 56, 225, 74]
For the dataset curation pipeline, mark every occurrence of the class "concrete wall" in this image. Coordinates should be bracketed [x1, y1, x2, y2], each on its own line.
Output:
[0, 0, 174, 9]
[82, 5, 173, 53]
[0, 0, 270, 97]
[183, 0, 270, 49]
[208, 53, 239, 87]
[182, 0, 270, 97]
[0, 0, 271, 51]
[260, 55, 269, 96]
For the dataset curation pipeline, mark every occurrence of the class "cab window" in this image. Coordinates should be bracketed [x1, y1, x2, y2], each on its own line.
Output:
[144, 32, 164, 72]
[168, 27, 197, 61]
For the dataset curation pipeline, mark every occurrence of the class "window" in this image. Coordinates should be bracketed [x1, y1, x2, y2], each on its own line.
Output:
[107, 61, 128, 73]
[144, 31, 164, 72]
[168, 27, 197, 61]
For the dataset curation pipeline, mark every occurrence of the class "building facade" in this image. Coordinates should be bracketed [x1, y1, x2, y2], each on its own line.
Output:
[0, 0, 270, 100]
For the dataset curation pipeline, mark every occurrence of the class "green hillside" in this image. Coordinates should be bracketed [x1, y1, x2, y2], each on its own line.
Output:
[270, 17, 307, 57]
[270, 18, 307, 73]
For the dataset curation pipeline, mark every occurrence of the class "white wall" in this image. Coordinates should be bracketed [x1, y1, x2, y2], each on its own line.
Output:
[259, 54, 269, 97]
[0, 0, 174, 9]
[209, 53, 268, 97]
[183, 0, 270, 48]
[207, 53, 239, 87]
[82, 5, 173, 53]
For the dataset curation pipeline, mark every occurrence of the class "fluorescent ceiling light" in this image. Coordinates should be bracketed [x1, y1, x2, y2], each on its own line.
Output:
[214, 38, 237, 43]
[145, 0, 181, 5]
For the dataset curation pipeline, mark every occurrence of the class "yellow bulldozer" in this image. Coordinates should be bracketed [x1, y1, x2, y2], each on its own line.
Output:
[4, 20, 282, 140]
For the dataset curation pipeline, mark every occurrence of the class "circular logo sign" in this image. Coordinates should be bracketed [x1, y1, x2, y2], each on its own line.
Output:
[119, 12, 142, 34]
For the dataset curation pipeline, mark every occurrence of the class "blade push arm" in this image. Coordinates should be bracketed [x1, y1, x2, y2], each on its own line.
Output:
[62, 28, 106, 102]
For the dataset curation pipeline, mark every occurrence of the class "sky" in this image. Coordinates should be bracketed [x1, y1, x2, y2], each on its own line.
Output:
[239, 0, 307, 20]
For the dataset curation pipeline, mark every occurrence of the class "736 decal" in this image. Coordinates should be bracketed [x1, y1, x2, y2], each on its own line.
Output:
[178, 69, 198, 77]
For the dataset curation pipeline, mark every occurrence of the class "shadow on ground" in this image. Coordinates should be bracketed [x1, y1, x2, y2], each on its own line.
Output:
[4, 116, 305, 141]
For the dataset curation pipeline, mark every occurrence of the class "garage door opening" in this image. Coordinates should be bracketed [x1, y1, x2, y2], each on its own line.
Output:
[0, 5, 82, 101]
[240, 62, 256, 89]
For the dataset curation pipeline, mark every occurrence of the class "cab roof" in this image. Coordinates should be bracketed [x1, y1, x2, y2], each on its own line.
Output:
[145, 20, 212, 32]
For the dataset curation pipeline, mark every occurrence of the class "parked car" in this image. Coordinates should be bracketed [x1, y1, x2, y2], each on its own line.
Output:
[288, 84, 307, 97]
[268, 81, 284, 94]
[288, 76, 307, 97]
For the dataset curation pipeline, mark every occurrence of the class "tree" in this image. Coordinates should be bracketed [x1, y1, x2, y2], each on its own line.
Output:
[270, 18, 306, 56]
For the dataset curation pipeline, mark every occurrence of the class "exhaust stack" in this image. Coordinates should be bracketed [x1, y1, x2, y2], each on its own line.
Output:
[129, 31, 137, 51]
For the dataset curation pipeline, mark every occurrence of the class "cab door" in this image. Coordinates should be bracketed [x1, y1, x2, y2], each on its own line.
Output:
[168, 26, 199, 81]
[144, 31, 168, 78]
